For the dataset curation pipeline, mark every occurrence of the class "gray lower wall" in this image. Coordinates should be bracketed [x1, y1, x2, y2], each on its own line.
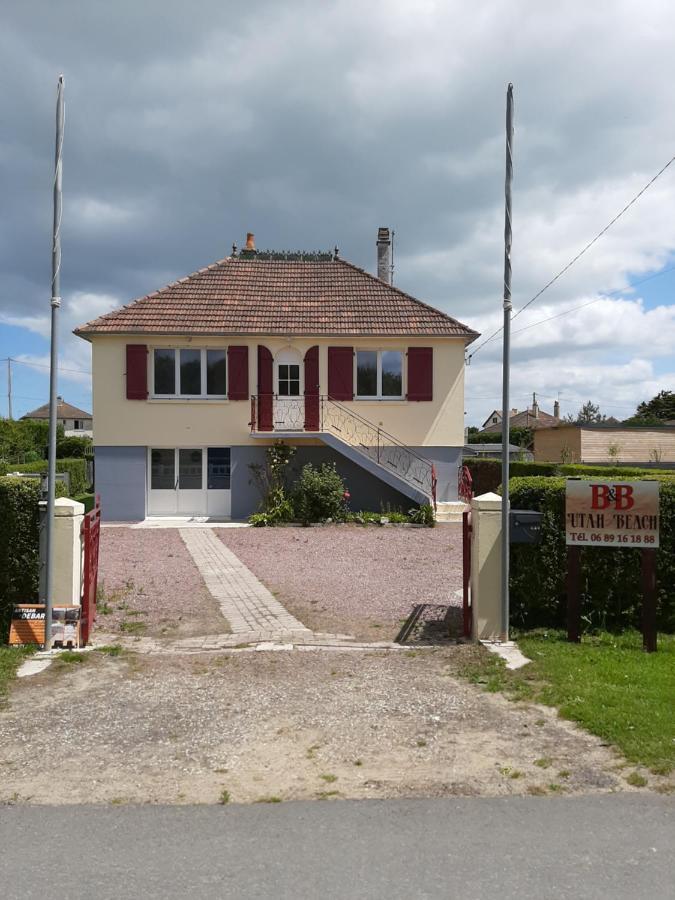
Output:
[413, 446, 462, 502]
[232, 443, 462, 516]
[95, 446, 147, 522]
[94, 443, 462, 522]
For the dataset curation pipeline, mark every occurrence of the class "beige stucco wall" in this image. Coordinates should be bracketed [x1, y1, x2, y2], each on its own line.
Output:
[535, 425, 675, 464]
[534, 427, 582, 463]
[580, 428, 675, 463]
[89, 334, 467, 448]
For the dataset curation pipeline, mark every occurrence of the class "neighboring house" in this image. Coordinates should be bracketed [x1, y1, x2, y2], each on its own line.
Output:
[463, 443, 533, 461]
[74, 230, 479, 521]
[21, 396, 93, 438]
[534, 424, 675, 466]
[480, 395, 560, 434]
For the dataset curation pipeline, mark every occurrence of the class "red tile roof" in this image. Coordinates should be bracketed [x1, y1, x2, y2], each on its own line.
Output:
[74, 255, 478, 341]
[22, 398, 92, 420]
[480, 408, 559, 433]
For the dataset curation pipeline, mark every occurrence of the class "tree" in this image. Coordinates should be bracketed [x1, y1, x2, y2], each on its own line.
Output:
[626, 390, 675, 424]
[564, 401, 606, 424]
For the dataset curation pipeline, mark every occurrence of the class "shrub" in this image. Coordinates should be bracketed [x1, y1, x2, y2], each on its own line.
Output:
[248, 442, 296, 524]
[508, 475, 675, 633]
[0, 418, 64, 462]
[56, 436, 92, 458]
[0, 476, 67, 640]
[463, 458, 674, 497]
[0, 458, 89, 495]
[293, 462, 347, 524]
[408, 504, 435, 526]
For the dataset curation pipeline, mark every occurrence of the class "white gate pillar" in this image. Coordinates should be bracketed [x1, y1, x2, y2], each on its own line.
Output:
[39, 497, 86, 606]
[470, 492, 503, 641]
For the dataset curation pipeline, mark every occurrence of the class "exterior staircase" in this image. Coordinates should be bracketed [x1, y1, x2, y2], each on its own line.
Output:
[250, 394, 437, 508]
[434, 501, 469, 524]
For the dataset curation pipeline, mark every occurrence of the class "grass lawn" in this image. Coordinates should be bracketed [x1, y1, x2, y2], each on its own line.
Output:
[0, 646, 30, 706]
[461, 630, 675, 776]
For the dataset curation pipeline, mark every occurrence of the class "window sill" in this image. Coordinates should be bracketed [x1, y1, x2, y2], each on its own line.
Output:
[148, 397, 230, 403]
[354, 397, 406, 403]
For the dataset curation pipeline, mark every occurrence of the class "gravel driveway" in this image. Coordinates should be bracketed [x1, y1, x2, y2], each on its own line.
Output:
[216, 525, 462, 640]
[96, 528, 227, 640]
[0, 647, 628, 805]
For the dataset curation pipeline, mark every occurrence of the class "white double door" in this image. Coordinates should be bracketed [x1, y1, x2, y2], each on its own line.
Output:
[147, 447, 231, 517]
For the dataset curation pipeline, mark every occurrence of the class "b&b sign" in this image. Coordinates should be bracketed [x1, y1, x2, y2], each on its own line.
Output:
[566, 479, 660, 548]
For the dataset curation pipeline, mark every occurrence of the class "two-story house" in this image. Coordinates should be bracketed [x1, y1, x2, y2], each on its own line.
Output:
[74, 231, 478, 521]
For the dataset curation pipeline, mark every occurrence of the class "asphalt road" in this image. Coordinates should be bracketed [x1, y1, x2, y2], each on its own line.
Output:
[1, 795, 672, 899]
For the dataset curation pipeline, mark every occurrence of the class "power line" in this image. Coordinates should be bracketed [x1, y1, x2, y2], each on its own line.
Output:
[467, 152, 675, 360]
[511, 263, 675, 338]
[0, 357, 91, 376]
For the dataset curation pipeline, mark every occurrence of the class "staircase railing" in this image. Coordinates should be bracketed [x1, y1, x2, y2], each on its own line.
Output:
[250, 395, 437, 507]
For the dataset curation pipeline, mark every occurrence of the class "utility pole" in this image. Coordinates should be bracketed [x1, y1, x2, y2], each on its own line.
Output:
[6, 358, 11, 419]
[45, 74, 64, 649]
[501, 83, 514, 642]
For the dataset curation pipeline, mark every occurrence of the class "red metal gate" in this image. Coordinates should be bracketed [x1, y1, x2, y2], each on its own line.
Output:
[462, 508, 472, 638]
[80, 495, 101, 645]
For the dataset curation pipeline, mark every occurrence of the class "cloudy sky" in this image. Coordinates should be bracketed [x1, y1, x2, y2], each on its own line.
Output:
[1, 0, 674, 425]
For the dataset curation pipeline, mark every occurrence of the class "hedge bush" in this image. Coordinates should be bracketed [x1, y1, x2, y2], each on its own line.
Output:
[293, 462, 348, 524]
[56, 436, 92, 458]
[463, 458, 559, 495]
[463, 457, 674, 497]
[508, 475, 675, 633]
[0, 476, 67, 641]
[0, 458, 89, 495]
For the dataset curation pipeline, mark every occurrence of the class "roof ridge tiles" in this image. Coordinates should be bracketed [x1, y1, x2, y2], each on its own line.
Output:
[74, 252, 479, 341]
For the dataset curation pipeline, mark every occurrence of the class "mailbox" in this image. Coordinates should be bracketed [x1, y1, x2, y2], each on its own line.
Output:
[509, 509, 543, 544]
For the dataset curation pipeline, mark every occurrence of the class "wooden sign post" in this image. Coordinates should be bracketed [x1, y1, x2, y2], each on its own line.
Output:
[565, 480, 660, 652]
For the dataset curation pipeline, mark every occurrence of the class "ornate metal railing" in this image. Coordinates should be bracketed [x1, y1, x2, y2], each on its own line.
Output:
[250, 395, 437, 507]
[458, 464, 474, 503]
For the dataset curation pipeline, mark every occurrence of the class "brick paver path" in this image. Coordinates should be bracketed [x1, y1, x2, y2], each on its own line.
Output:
[180, 528, 312, 637]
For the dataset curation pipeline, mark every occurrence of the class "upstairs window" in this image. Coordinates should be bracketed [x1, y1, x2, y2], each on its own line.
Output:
[152, 348, 228, 398]
[278, 363, 300, 397]
[355, 350, 403, 399]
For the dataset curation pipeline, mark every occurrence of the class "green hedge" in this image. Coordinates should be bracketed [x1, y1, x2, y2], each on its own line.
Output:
[508, 475, 675, 633]
[56, 436, 92, 458]
[0, 458, 89, 495]
[464, 457, 674, 497]
[463, 458, 559, 495]
[0, 477, 67, 641]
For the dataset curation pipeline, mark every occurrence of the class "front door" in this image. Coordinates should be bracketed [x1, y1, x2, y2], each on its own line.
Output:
[148, 448, 230, 517]
[176, 448, 205, 514]
[274, 350, 303, 430]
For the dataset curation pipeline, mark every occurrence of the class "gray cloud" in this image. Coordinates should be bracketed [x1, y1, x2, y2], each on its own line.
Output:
[2, 0, 675, 421]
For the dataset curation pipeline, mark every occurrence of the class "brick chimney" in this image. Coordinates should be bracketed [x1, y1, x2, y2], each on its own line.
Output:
[554, 399, 560, 419]
[245, 232, 255, 251]
[531, 392, 539, 419]
[377, 227, 391, 284]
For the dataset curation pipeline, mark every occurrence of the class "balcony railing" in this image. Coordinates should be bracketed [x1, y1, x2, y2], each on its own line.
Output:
[250, 394, 437, 507]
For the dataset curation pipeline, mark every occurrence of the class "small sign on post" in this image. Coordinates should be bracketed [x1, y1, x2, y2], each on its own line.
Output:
[566, 479, 659, 548]
[565, 480, 660, 651]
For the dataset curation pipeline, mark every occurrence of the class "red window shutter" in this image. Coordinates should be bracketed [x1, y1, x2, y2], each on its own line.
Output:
[328, 347, 353, 401]
[257, 345, 274, 431]
[227, 346, 249, 401]
[126, 345, 147, 400]
[407, 347, 433, 401]
[304, 345, 320, 430]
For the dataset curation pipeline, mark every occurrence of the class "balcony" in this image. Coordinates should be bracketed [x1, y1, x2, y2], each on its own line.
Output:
[249, 394, 436, 507]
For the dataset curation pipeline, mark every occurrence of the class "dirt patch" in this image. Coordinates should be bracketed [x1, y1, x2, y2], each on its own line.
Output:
[96, 528, 228, 640]
[0, 646, 633, 805]
[216, 525, 463, 641]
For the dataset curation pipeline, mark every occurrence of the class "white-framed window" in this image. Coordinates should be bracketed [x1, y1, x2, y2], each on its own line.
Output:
[73, 419, 83, 430]
[151, 348, 228, 399]
[355, 349, 404, 399]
